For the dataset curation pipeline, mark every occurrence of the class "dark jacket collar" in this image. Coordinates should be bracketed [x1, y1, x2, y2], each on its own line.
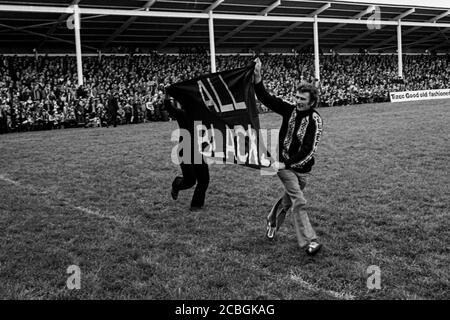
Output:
[295, 107, 314, 117]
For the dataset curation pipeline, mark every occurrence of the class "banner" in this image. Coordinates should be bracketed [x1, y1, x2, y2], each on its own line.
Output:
[389, 88, 450, 102]
[167, 63, 272, 169]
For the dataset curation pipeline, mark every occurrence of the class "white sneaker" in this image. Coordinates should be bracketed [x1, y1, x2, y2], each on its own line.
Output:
[266, 221, 276, 240]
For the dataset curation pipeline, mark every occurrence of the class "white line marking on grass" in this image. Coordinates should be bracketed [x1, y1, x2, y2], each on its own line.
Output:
[0, 175, 21, 187]
[290, 271, 356, 300]
[0, 174, 132, 226]
[72, 206, 133, 225]
[234, 256, 357, 300]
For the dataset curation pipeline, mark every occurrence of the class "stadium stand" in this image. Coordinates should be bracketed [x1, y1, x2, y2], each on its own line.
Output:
[0, 52, 449, 133]
[0, 0, 449, 134]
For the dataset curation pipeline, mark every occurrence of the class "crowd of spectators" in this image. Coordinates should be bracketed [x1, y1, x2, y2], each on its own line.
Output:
[1, 52, 449, 134]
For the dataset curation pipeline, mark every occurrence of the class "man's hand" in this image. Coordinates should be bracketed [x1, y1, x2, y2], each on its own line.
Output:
[270, 161, 285, 171]
[254, 57, 262, 84]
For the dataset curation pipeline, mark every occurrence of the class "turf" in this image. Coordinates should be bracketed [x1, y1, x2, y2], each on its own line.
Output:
[0, 99, 448, 300]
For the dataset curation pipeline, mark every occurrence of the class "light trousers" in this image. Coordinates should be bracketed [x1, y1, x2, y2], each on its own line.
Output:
[277, 169, 317, 248]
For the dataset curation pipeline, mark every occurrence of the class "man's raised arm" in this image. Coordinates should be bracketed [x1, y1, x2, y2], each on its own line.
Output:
[253, 58, 290, 116]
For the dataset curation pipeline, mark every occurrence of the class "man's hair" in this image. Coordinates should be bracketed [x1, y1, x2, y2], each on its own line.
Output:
[296, 84, 319, 108]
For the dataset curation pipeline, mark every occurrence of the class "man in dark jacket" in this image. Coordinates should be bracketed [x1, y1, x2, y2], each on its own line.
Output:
[107, 92, 119, 127]
[163, 95, 210, 211]
[254, 58, 324, 256]
[0, 104, 7, 134]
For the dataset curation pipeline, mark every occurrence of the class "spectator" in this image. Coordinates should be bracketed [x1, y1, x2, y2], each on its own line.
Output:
[0, 52, 449, 134]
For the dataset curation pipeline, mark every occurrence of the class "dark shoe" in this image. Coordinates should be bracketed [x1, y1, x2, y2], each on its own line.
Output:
[276, 209, 287, 231]
[171, 188, 179, 200]
[266, 209, 288, 240]
[305, 241, 322, 256]
[189, 206, 203, 212]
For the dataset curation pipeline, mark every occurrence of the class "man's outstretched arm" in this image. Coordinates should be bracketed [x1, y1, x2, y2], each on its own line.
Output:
[253, 58, 290, 116]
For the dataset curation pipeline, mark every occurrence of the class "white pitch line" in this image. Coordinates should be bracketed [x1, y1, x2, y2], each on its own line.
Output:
[0, 174, 133, 227]
[0, 174, 21, 187]
[72, 205, 133, 225]
[290, 271, 356, 300]
[241, 258, 357, 300]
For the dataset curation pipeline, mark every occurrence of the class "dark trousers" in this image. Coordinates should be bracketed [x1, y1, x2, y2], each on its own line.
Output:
[172, 162, 209, 208]
[125, 113, 132, 124]
[0, 117, 8, 134]
[110, 112, 118, 127]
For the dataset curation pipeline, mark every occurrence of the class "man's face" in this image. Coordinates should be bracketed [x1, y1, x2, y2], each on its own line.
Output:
[294, 91, 312, 111]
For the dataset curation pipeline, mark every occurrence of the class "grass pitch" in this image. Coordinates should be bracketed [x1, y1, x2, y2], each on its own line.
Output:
[0, 99, 448, 300]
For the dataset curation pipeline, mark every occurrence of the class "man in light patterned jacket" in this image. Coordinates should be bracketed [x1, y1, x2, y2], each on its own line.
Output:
[254, 58, 324, 256]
